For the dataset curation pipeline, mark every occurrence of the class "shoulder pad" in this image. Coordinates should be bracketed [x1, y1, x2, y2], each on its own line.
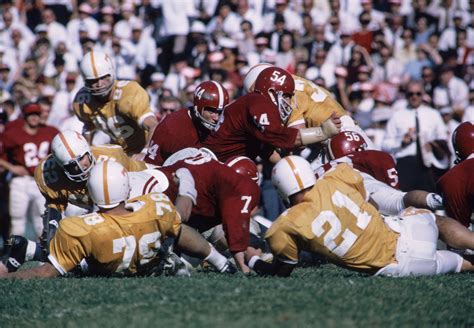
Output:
[59, 216, 96, 237]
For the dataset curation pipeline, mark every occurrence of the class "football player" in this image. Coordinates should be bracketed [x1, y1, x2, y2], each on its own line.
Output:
[437, 121, 474, 228]
[129, 148, 260, 273]
[73, 50, 158, 155]
[144, 80, 229, 166]
[246, 156, 474, 277]
[0, 103, 58, 237]
[3, 130, 148, 272]
[0, 161, 231, 279]
[201, 67, 341, 162]
[322, 131, 444, 216]
[243, 63, 373, 149]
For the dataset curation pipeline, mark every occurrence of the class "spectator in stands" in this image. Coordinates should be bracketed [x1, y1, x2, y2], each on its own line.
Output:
[382, 81, 449, 192]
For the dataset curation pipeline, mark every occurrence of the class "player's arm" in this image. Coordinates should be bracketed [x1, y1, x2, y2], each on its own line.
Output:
[0, 262, 59, 279]
[295, 113, 341, 147]
[173, 168, 197, 222]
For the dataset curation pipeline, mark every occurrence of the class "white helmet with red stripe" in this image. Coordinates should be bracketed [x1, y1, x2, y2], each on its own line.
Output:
[51, 130, 95, 182]
[87, 160, 130, 209]
[271, 156, 316, 203]
[80, 50, 115, 97]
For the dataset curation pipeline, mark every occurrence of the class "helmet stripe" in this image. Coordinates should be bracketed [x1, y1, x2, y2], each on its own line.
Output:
[90, 50, 99, 78]
[226, 156, 248, 168]
[102, 161, 110, 205]
[58, 133, 76, 158]
[284, 157, 304, 190]
[212, 81, 224, 109]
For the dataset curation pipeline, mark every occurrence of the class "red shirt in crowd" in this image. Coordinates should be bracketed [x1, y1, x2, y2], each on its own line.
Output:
[0, 119, 58, 176]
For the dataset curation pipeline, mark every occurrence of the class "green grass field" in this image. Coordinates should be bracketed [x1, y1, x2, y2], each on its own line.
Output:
[1, 264, 473, 327]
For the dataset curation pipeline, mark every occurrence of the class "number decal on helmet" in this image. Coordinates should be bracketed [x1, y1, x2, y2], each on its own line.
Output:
[270, 70, 287, 85]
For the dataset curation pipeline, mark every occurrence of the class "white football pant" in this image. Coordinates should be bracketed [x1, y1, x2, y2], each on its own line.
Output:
[9, 176, 45, 237]
[376, 211, 463, 277]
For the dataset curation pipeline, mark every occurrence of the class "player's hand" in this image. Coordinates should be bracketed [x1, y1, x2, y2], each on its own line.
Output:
[10, 165, 29, 176]
[322, 113, 341, 138]
[132, 152, 145, 161]
[244, 246, 262, 262]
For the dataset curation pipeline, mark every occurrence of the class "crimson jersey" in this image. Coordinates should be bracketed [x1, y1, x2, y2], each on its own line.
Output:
[315, 150, 400, 189]
[200, 92, 299, 162]
[0, 120, 58, 175]
[437, 158, 474, 227]
[159, 155, 260, 252]
[144, 109, 209, 166]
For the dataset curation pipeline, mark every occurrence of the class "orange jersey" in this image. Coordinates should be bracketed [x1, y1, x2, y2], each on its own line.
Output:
[35, 144, 147, 212]
[266, 164, 398, 274]
[48, 193, 181, 276]
[288, 75, 346, 128]
[73, 80, 154, 154]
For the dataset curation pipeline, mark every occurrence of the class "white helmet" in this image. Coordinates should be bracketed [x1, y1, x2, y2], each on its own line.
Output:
[80, 50, 115, 97]
[271, 156, 316, 203]
[52, 130, 95, 182]
[87, 160, 130, 209]
[243, 63, 273, 92]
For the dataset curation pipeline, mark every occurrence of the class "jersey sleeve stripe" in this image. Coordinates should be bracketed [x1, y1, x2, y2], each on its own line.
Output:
[287, 119, 305, 127]
[285, 157, 304, 190]
[138, 112, 155, 127]
[47, 255, 67, 276]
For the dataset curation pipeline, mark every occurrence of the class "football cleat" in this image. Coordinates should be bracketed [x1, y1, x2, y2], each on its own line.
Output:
[220, 260, 238, 274]
[4, 235, 28, 272]
[163, 252, 192, 277]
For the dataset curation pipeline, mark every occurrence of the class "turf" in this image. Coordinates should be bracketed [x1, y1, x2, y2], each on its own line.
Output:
[1, 264, 473, 327]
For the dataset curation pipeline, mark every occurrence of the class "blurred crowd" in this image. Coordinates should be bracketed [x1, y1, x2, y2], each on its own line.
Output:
[0, 0, 472, 237]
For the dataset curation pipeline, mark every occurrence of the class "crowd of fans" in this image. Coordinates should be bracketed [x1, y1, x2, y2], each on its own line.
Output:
[0, 0, 472, 240]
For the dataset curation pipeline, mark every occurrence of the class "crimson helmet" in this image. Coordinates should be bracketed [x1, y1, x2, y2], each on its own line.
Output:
[193, 80, 229, 131]
[452, 121, 474, 164]
[328, 131, 368, 159]
[225, 156, 260, 183]
[254, 67, 295, 124]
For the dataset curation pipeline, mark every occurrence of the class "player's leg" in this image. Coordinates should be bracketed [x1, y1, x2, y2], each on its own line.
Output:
[435, 214, 474, 251]
[381, 211, 440, 277]
[176, 224, 235, 273]
[9, 177, 29, 236]
[30, 178, 46, 238]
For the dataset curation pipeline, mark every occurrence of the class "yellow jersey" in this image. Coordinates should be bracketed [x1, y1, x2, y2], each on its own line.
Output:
[73, 80, 154, 154]
[265, 163, 399, 274]
[35, 144, 147, 212]
[48, 193, 181, 276]
[288, 75, 346, 128]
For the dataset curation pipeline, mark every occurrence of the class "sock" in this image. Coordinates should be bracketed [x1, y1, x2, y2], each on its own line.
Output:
[204, 244, 228, 271]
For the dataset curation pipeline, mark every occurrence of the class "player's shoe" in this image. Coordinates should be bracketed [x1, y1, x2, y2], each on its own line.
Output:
[3, 235, 28, 272]
[220, 260, 237, 274]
